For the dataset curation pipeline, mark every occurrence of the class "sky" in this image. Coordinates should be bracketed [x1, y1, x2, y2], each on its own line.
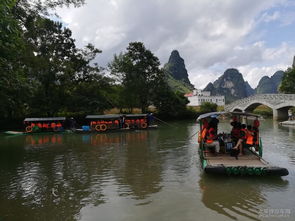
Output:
[56, 0, 295, 89]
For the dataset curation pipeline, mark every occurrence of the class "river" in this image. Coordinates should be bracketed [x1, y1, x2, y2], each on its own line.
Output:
[0, 119, 294, 221]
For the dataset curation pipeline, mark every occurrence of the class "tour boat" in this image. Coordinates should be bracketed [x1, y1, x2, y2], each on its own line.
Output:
[4, 117, 70, 135]
[76, 114, 157, 133]
[197, 112, 289, 176]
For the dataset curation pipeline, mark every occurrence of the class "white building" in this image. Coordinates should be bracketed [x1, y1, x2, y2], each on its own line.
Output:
[185, 89, 225, 106]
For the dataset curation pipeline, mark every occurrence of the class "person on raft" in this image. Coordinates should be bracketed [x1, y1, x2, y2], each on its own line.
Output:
[232, 124, 247, 156]
[204, 121, 220, 155]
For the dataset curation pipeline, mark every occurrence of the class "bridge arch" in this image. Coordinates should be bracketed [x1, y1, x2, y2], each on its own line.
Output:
[243, 102, 273, 112]
[225, 94, 295, 121]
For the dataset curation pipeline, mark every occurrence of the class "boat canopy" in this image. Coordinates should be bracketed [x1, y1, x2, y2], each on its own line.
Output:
[86, 114, 121, 120]
[197, 111, 260, 121]
[125, 114, 147, 118]
[24, 117, 66, 122]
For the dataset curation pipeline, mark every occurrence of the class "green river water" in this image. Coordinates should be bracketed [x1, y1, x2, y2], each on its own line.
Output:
[0, 120, 294, 221]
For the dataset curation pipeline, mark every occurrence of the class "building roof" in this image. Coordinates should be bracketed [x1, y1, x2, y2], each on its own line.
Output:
[24, 117, 66, 122]
[197, 112, 260, 121]
[184, 92, 193, 97]
[125, 114, 147, 118]
[86, 114, 121, 120]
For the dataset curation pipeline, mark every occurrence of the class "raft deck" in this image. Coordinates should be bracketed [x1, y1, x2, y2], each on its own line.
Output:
[202, 149, 288, 176]
[204, 150, 267, 167]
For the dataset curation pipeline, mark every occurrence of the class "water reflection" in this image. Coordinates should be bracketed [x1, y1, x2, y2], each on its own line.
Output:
[25, 134, 63, 147]
[199, 175, 289, 220]
[0, 130, 164, 220]
[0, 120, 294, 221]
[80, 131, 150, 146]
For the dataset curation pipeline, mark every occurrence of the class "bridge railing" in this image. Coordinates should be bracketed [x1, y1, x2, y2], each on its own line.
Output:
[225, 94, 295, 111]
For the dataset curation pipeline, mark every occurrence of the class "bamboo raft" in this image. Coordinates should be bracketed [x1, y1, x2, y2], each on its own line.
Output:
[198, 112, 289, 176]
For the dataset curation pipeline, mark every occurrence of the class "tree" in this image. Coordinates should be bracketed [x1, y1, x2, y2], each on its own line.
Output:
[109, 42, 162, 112]
[0, 0, 28, 118]
[0, 0, 87, 119]
[151, 70, 189, 117]
[23, 16, 110, 116]
[199, 102, 217, 113]
[279, 68, 295, 93]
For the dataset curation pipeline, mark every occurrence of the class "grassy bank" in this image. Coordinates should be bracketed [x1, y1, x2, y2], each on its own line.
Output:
[252, 105, 273, 118]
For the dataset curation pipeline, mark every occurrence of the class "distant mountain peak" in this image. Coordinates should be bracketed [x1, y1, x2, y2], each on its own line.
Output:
[203, 68, 249, 103]
[203, 68, 284, 104]
[256, 71, 284, 94]
[164, 50, 194, 90]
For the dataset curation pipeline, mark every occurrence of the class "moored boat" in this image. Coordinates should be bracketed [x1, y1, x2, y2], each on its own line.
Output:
[197, 112, 289, 176]
[4, 117, 70, 135]
[76, 114, 157, 133]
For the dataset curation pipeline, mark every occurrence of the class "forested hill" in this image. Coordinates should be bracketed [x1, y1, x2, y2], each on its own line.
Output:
[164, 50, 194, 93]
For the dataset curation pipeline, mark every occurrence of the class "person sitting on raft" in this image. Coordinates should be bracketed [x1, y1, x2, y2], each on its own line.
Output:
[232, 124, 247, 156]
[230, 121, 240, 144]
[204, 121, 220, 154]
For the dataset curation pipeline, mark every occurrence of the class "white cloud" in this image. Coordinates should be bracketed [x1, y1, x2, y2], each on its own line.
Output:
[261, 11, 281, 23]
[56, 0, 295, 89]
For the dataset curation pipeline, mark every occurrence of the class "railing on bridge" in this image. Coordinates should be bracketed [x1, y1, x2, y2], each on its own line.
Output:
[225, 94, 295, 112]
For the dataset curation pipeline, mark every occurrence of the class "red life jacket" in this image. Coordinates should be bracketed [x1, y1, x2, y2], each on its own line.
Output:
[253, 120, 260, 128]
[206, 128, 215, 144]
[56, 122, 62, 127]
[42, 123, 49, 128]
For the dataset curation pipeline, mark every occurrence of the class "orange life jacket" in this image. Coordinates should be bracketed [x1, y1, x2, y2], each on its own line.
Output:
[246, 130, 254, 145]
[201, 128, 207, 139]
[51, 122, 56, 128]
[198, 127, 207, 143]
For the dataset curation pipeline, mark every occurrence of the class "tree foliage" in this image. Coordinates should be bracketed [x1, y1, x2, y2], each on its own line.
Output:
[1, 0, 113, 118]
[199, 102, 217, 113]
[109, 42, 163, 112]
[279, 68, 295, 93]
[1, 1, 193, 122]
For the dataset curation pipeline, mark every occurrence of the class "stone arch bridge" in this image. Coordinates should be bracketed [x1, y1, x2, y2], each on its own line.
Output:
[225, 94, 295, 120]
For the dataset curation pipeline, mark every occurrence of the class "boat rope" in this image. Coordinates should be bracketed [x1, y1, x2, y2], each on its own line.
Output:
[187, 130, 199, 140]
[153, 116, 177, 128]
